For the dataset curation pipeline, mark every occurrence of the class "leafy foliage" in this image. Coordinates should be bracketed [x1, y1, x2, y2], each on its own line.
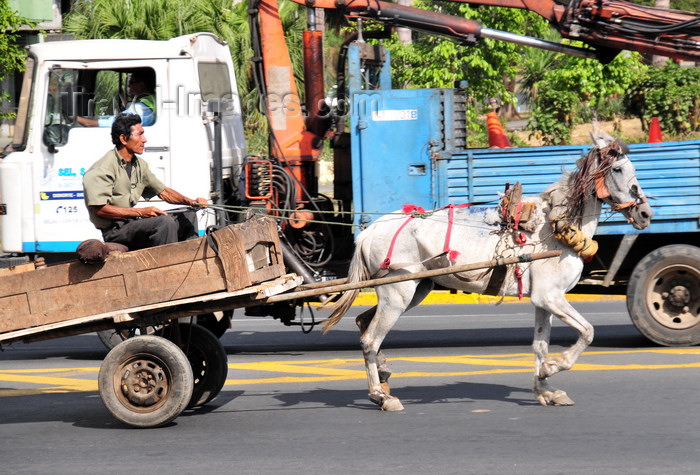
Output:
[518, 27, 566, 102]
[633, 0, 699, 10]
[525, 46, 647, 145]
[624, 64, 700, 137]
[0, 2, 35, 118]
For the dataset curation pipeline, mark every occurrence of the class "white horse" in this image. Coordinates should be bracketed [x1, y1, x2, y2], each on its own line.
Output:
[323, 133, 653, 411]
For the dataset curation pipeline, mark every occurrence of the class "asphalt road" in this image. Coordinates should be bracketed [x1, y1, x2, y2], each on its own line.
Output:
[1, 301, 699, 474]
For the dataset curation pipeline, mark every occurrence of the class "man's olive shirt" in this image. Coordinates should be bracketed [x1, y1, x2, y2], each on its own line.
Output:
[83, 148, 166, 229]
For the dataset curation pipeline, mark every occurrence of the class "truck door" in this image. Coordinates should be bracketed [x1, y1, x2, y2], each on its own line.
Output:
[350, 88, 446, 230]
[36, 62, 170, 253]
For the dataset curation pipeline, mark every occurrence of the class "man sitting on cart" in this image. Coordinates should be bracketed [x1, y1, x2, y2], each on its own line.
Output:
[83, 112, 208, 250]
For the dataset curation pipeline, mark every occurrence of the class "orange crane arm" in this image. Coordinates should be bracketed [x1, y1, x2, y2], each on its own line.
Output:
[256, 0, 320, 162]
[285, 0, 699, 62]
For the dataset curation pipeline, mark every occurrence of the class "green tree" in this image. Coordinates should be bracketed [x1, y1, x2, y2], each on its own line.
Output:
[0, 1, 35, 118]
[526, 47, 647, 145]
[625, 64, 700, 136]
[633, 0, 699, 11]
[379, 2, 549, 146]
[518, 27, 566, 104]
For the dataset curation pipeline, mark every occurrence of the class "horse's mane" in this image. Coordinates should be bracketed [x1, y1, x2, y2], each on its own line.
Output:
[545, 139, 625, 226]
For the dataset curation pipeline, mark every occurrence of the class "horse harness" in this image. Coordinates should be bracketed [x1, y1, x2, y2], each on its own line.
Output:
[380, 203, 473, 270]
[379, 199, 530, 298]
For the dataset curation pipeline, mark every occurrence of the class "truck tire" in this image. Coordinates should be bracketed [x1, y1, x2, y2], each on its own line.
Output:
[158, 323, 228, 408]
[98, 336, 193, 428]
[626, 244, 700, 346]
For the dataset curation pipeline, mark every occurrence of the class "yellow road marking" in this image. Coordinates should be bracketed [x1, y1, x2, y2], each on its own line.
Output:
[1, 348, 698, 396]
[349, 291, 625, 306]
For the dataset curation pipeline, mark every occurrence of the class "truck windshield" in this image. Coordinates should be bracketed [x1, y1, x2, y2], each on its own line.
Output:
[10, 56, 35, 152]
[43, 67, 157, 149]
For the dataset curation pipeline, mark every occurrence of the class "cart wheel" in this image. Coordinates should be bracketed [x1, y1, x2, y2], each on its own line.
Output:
[98, 336, 193, 428]
[196, 310, 233, 339]
[97, 326, 161, 350]
[627, 244, 700, 346]
[159, 323, 229, 407]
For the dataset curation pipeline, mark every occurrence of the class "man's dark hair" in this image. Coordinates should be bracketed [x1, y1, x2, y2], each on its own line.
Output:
[130, 68, 156, 92]
[111, 113, 142, 145]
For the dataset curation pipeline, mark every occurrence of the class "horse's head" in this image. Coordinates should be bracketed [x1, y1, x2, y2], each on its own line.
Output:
[591, 132, 653, 230]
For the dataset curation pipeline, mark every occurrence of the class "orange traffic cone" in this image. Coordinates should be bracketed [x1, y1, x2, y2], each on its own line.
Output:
[487, 112, 511, 148]
[648, 117, 663, 143]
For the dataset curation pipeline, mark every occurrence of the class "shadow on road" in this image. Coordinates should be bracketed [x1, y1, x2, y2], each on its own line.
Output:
[265, 381, 537, 410]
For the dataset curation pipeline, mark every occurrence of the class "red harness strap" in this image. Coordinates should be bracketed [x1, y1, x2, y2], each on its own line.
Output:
[381, 203, 471, 269]
[380, 205, 425, 269]
[443, 203, 472, 261]
[514, 267, 524, 299]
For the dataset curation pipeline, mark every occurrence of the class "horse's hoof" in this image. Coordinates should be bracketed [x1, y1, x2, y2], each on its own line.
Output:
[552, 391, 575, 406]
[536, 394, 549, 406]
[381, 397, 404, 412]
[535, 390, 574, 406]
[369, 393, 384, 407]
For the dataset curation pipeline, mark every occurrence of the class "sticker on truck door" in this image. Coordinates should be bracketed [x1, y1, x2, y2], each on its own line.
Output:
[371, 109, 418, 121]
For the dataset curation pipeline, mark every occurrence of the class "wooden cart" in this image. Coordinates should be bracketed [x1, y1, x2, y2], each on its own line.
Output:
[0, 216, 559, 427]
[0, 216, 303, 427]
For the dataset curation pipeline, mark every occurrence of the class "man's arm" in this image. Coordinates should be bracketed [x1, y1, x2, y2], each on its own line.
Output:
[158, 187, 208, 207]
[76, 116, 98, 127]
[91, 203, 166, 219]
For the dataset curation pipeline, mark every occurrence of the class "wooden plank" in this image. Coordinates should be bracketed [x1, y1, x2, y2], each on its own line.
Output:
[212, 217, 285, 290]
[243, 218, 285, 283]
[211, 225, 249, 290]
[0, 262, 35, 277]
[0, 274, 302, 343]
[0, 218, 285, 334]
[0, 293, 30, 315]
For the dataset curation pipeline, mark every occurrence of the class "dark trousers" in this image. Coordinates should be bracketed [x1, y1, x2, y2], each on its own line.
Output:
[101, 211, 198, 250]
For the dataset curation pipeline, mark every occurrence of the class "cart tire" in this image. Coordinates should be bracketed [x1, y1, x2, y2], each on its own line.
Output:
[626, 244, 700, 346]
[196, 310, 233, 339]
[97, 329, 123, 350]
[97, 326, 160, 350]
[159, 323, 229, 407]
[98, 336, 193, 428]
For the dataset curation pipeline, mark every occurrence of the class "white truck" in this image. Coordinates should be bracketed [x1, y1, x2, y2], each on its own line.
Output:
[0, 32, 246, 264]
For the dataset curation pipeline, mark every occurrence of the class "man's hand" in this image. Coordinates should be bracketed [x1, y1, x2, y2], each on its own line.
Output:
[137, 206, 167, 217]
[191, 197, 208, 208]
[92, 203, 165, 220]
[159, 188, 208, 208]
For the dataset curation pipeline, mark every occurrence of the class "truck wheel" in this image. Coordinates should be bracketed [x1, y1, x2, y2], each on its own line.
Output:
[98, 336, 193, 428]
[158, 323, 228, 407]
[627, 244, 700, 346]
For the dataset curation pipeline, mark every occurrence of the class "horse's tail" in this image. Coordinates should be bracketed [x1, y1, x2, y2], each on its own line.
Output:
[321, 235, 371, 334]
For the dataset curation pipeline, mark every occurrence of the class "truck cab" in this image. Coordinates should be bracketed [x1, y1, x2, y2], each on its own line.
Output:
[0, 33, 246, 264]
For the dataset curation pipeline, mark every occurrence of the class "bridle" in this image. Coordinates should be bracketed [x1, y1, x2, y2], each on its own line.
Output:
[592, 145, 647, 213]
